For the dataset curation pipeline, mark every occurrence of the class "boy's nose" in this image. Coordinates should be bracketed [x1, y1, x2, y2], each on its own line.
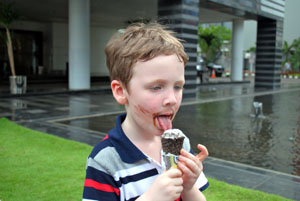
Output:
[163, 89, 177, 106]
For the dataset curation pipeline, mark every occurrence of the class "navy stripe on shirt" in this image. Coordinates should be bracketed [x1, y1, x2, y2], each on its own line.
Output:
[119, 168, 158, 185]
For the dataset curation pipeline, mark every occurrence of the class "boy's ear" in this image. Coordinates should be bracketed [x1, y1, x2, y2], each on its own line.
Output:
[111, 80, 128, 105]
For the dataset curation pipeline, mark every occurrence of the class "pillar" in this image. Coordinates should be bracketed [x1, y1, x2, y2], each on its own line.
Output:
[231, 19, 244, 81]
[255, 17, 283, 89]
[69, 0, 90, 90]
[158, 0, 199, 99]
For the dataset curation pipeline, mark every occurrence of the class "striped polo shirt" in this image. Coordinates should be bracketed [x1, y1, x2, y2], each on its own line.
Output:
[83, 114, 209, 201]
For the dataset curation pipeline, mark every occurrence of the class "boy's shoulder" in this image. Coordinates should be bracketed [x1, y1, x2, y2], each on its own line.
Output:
[88, 131, 127, 171]
[89, 114, 125, 159]
[89, 134, 113, 159]
[86, 127, 148, 177]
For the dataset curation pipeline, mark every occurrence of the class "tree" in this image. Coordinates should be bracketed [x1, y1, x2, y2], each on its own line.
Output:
[198, 25, 231, 64]
[246, 46, 256, 53]
[283, 38, 300, 72]
[0, 1, 19, 76]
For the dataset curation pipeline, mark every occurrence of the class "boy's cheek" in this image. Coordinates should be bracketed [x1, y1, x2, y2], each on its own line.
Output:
[142, 99, 161, 112]
[134, 104, 152, 116]
[133, 104, 159, 121]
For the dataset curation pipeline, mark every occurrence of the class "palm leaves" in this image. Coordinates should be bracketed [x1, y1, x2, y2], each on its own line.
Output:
[198, 25, 231, 65]
[283, 38, 300, 72]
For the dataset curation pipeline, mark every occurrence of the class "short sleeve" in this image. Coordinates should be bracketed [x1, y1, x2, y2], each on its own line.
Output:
[82, 157, 120, 201]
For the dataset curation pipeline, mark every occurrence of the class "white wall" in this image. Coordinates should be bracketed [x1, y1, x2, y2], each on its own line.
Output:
[91, 26, 117, 76]
[51, 23, 116, 76]
[283, 0, 300, 44]
[52, 22, 68, 73]
[243, 20, 257, 51]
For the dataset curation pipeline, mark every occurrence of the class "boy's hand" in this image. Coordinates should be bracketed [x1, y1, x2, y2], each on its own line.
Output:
[177, 144, 208, 191]
[141, 168, 183, 201]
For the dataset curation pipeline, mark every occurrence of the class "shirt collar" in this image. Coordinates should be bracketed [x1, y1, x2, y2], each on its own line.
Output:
[108, 113, 147, 163]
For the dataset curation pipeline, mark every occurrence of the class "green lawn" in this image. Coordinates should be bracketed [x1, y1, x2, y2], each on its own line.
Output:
[0, 118, 293, 201]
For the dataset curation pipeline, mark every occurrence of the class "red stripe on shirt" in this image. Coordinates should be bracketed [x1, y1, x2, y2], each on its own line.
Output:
[175, 196, 181, 201]
[102, 135, 109, 141]
[84, 179, 120, 196]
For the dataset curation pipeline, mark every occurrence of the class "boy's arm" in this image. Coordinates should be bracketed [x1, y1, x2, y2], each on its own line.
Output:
[181, 185, 206, 201]
[178, 144, 209, 201]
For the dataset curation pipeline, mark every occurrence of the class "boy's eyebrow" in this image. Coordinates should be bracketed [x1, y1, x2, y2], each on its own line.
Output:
[146, 79, 185, 85]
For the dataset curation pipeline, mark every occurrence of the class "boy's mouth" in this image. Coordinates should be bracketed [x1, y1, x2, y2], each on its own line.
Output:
[154, 114, 173, 131]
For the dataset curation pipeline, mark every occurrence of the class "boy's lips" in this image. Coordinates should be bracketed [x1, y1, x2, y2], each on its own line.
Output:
[154, 113, 173, 131]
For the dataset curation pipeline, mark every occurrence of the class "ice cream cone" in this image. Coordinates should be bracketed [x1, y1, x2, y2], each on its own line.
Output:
[161, 129, 185, 169]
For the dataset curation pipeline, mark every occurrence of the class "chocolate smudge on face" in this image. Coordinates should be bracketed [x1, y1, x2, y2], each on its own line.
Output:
[152, 113, 159, 128]
[136, 105, 151, 115]
[136, 105, 160, 130]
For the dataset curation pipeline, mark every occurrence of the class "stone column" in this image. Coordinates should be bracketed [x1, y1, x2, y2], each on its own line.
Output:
[158, 0, 199, 99]
[255, 17, 283, 89]
[231, 19, 244, 81]
[69, 0, 90, 90]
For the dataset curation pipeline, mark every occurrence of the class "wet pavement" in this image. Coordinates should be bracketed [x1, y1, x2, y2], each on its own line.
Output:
[1, 76, 300, 200]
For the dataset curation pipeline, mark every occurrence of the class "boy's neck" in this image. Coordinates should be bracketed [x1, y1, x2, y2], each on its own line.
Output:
[121, 117, 162, 163]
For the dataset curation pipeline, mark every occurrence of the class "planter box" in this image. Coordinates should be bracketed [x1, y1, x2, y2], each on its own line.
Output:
[9, 76, 27, 94]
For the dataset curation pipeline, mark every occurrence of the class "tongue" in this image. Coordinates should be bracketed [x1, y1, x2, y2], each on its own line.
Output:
[157, 116, 172, 131]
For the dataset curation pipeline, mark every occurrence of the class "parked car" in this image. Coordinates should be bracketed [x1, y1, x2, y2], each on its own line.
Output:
[207, 63, 225, 77]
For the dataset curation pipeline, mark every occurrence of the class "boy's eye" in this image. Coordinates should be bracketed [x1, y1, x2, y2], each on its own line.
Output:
[151, 86, 162, 91]
[174, 85, 183, 90]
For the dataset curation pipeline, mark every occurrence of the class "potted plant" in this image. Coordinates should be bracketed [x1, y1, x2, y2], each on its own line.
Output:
[0, 0, 26, 94]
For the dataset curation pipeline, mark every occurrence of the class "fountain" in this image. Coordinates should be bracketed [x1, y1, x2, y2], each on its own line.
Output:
[250, 101, 265, 118]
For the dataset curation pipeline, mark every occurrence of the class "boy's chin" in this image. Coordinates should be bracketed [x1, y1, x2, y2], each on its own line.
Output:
[154, 127, 168, 136]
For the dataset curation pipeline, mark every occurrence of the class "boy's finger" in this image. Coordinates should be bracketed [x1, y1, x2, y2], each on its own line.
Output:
[167, 168, 182, 178]
[180, 149, 194, 158]
[196, 144, 209, 161]
[179, 150, 200, 165]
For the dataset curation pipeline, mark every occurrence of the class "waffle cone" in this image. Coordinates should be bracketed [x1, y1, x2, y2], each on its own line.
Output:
[161, 137, 184, 156]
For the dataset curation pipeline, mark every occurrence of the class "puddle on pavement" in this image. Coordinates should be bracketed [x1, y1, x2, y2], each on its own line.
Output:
[59, 90, 300, 176]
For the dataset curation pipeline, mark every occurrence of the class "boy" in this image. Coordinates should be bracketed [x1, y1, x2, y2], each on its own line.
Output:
[83, 22, 209, 201]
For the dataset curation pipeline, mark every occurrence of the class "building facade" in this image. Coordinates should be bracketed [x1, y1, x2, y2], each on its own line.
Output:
[0, 0, 287, 97]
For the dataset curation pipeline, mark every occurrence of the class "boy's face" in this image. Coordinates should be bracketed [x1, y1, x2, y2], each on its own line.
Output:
[124, 54, 185, 136]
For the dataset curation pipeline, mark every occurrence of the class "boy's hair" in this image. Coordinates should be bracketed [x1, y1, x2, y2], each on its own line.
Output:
[105, 22, 188, 90]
